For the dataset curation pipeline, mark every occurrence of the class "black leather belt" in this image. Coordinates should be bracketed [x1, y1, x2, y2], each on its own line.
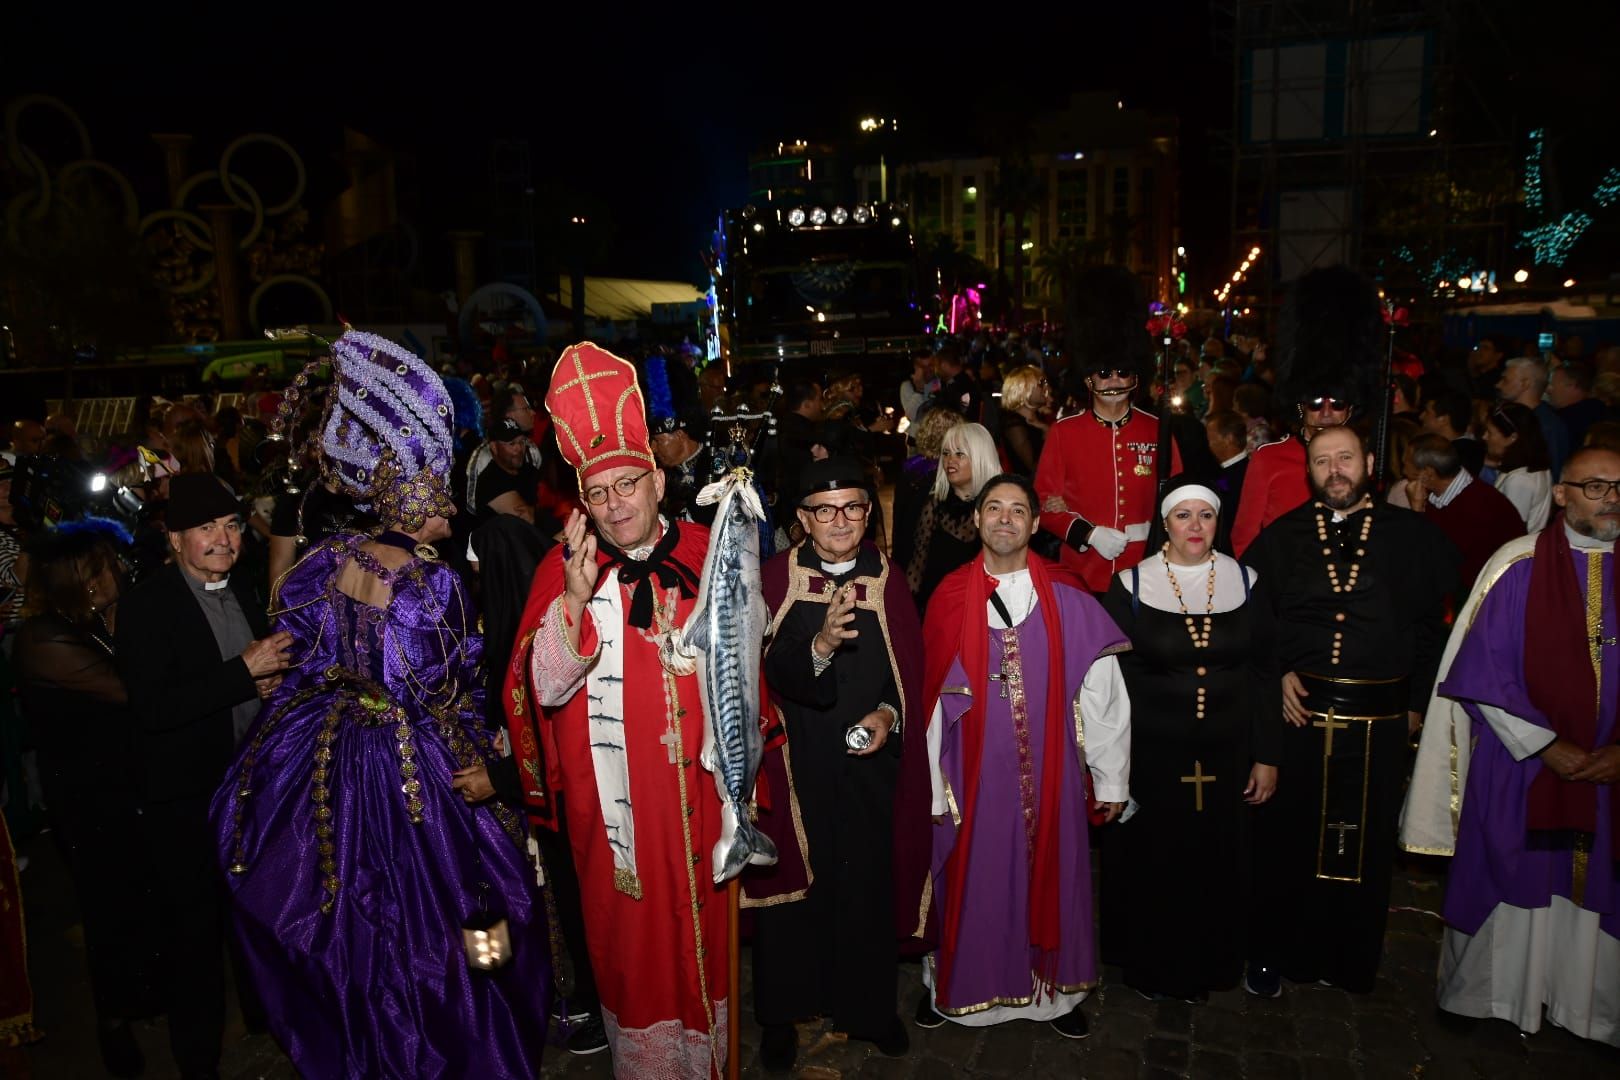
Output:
[1297, 672, 1408, 720]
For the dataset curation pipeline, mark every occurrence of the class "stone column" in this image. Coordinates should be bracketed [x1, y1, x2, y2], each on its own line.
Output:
[204, 203, 245, 340]
[151, 134, 194, 205]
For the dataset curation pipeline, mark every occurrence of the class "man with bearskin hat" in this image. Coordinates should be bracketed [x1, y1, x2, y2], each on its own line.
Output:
[1035, 265, 1181, 593]
[502, 343, 730, 1078]
[1229, 266, 1382, 558]
[1241, 275, 1459, 994]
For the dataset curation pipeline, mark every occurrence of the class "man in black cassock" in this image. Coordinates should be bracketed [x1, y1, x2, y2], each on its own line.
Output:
[747, 457, 931, 1073]
[1243, 426, 1458, 993]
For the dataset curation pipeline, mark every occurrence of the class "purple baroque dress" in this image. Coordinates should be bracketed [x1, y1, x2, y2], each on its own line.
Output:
[211, 535, 549, 1078]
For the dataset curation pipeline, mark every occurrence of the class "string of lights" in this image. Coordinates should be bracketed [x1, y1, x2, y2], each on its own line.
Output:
[1213, 246, 1262, 308]
[1521, 128, 1619, 266]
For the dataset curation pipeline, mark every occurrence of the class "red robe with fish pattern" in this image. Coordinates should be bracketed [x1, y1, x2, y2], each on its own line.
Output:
[503, 521, 731, 1080]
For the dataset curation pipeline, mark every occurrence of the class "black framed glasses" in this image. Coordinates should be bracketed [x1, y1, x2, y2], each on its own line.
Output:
[582, 469, 653, 506]
[801, 500, 871, 523]
[1305, 396, 1350, 412]
[1564, 478, 1620, 501]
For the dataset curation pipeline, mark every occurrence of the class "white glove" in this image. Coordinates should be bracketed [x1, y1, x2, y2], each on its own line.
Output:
[1087, 526, 1129, 560]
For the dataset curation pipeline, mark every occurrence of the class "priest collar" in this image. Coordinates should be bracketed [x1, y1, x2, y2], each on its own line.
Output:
[1567, 522, 1616, 553]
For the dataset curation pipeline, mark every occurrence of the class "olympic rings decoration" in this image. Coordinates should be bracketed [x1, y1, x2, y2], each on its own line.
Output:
[249, 274, 334, 330]
[172, 169, 265, 251]
[58, 159, 141, 231]
[219, 133, 306, 216]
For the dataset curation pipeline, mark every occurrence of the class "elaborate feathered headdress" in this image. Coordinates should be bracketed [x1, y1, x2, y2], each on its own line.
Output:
[1274, 266, 1384, 409]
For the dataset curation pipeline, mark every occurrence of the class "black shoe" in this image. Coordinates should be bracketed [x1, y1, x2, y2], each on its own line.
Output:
[565, 1013, 609, 1056]
[760, 1024, 797, 1073]
[913, 995, 947, 1029]
[1050, 1005, 1090, 1040]
[870, 1017, 909, 1057]
[1243, 962, 1283, 999]
[97, 1019, 145, 1078]
[1434, 1005, 1479, 1034]
[551, 998, 593, 1024]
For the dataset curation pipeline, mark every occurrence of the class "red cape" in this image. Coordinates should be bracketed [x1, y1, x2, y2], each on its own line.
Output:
[501, 521, 712, 828]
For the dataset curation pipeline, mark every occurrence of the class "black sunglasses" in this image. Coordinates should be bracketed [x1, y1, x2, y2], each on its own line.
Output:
[1089, 368, 1135, 381]
[1490, 407, 1518, 436]
[1305, 397, 1349, 412]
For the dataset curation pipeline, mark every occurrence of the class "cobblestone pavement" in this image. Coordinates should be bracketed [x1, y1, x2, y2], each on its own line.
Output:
[9, 833, 1618, 1078]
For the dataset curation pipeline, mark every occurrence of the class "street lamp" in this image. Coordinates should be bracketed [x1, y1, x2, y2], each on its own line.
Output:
[858, 117, 890, 201]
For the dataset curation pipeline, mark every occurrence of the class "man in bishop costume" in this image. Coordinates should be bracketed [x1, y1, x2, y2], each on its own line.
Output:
[1404, 446, 1620, 1044]
[503, 343, 727, 1079]
[918, 473, 1132, 1039]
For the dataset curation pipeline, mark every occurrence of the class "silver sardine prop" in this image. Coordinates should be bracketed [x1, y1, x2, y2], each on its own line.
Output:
[677, 467, 778, 884]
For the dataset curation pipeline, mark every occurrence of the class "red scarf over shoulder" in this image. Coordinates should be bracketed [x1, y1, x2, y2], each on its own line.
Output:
[921, 552, 1088, 1005]
[1524, 515, 1618, 838]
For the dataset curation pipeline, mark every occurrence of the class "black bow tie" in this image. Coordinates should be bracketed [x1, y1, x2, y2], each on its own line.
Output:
[598, 523, 701, 629]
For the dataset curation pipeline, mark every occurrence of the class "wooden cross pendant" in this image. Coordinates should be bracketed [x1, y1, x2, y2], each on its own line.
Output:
[1181, 760, 1216, 812]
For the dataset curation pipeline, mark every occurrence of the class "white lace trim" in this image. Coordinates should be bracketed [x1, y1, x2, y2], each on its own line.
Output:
[602, 998, 728, 1079]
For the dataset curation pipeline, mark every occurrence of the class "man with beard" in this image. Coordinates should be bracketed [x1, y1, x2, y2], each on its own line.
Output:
[1036, 265, 1179, 592]
[1241, 426, 1457, 995]
[1230, 267, 1384, 557]
[1404, 447, 1620, 1045]
[746, 458, 931, 1071]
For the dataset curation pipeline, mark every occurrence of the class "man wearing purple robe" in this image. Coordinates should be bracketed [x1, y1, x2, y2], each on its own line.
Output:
[917, 474, 1132, 1039]
[1403, 446, 1620, 1045]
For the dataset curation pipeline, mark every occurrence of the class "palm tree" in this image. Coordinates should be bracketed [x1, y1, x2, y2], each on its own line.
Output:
[1034, 237, 1109, 308]
[992, 156, 1045, 326]
[917, 230, 991, 306]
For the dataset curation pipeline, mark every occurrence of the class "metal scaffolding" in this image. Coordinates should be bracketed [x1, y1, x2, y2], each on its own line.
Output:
[1213, 0, 1517, 322]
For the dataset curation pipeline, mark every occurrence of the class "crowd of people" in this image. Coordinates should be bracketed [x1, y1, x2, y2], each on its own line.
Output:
[0, 260, 1615, 1078]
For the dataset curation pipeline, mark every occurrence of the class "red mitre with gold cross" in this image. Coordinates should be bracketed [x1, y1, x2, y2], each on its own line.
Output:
[545, 342, 656, 483]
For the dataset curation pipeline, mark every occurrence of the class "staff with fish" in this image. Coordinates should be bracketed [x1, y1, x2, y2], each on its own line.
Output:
[503, 343, 776, 1080]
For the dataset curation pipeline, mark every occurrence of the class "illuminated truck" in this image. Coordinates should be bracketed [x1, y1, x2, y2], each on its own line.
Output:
[712, 202, 932, 390]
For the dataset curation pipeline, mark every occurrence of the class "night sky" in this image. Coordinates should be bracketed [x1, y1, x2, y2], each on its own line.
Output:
[6, 5, 1615, 288]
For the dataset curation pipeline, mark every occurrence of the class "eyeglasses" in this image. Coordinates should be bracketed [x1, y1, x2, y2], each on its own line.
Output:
[800, 500, 871, 523]
[1305, 397, 1350, 412]
[1564, 478, 1620, 501]
[582, 469, 653, 506]
[1089, 368, 1134, 381]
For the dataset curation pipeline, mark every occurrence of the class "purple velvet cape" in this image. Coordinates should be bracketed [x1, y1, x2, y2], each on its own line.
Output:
[1439, 546, 1619, 938]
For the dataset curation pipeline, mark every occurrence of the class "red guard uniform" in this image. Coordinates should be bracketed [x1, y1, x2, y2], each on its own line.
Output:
[1035, 407, 1179, 593]
[1228, 435, 1309, 558]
